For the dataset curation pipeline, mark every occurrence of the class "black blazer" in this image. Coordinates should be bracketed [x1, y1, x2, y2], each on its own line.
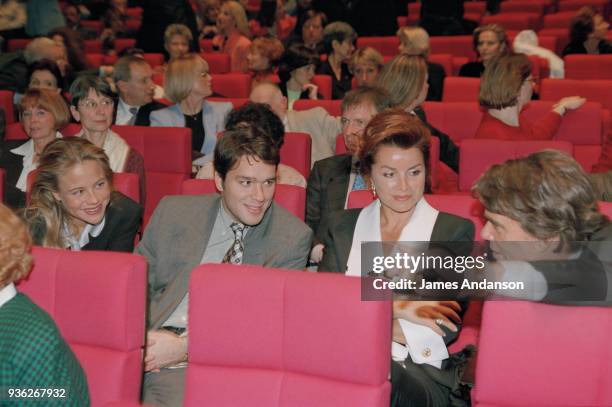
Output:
[0, 140, 29, 209]
[415, 107, 460, 173]
[113, 100, 167, 127]
[316, 59, 353, 100]
[28, 192, 143, 252]
[426, 61, 446, 102]
[458, 61, 484, 78]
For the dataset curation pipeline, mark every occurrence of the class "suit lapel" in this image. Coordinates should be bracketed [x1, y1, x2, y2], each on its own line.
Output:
[327, 155, 352, 210]
[242, 202, 275, 266]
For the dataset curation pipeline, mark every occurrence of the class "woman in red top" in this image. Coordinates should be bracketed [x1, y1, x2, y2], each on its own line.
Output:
[213, 0, 251, 72]
[475, 54, 585, 141]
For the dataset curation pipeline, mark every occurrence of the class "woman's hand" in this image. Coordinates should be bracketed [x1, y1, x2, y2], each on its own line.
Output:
[393, 300, 461, 337]
[303, 83, 319, 100]
[553, 96, 586, 115]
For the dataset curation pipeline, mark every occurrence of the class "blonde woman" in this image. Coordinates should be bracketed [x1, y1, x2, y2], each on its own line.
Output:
[349, 47, 384, 87]
[22, 138, 142, 252]
[213, 0, 251, 72]
[150, 54, 232, 161]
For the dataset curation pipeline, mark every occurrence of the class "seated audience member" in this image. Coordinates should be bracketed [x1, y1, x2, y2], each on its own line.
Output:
[513, 30, 565, 79]
[63, 3, 98, 40]
[377, 54, 460, 172]
[349, 47, 384, 87]
[26, 59, 63, 94]
[471, 150, 612, 303]
[0, 37, 67, 94]
[475, 54, 585, 141]
[563, 6, 611, 56]
[250, 82, 340, 165]
[307, 86, 391, 262]
[247, 37, 285, 86]
[397, 26, 446, 101]
[163, 24, 193, 64]
[278, 43, 320, 109]
[22, 138, 142, 252]
[317, 21, 356, 100]
[196, 102, 306, 187]
[150, 54, 232, 162]
[196, 0, 221, 39]
[459, 24, 509, 77]
[137, 126, 313, 407]
[213, 0, 252, 72]
[286, 9, 327, 56]
[0, 203, 90, 404]
[420, 0, 475, 36]
[0, 89, 68, 208]
[49, 26, 90, 74]
[69, 76, 146, 196]
[113, 56, 166, 126]
[319, 110, 474, 407]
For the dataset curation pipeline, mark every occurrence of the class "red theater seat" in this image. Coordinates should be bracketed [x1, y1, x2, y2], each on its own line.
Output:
[459, 139, 574, 191]
[202, 52, 231, 74]
[207, 97, 248, 108]
[356, 36, 400, 56]
[211, 73, 252, 98]
[181, 179, 306, 220]
[428, 54, 453, 76]
[473, 301, 612, 407]
[7, 38, 31, 52]
[293, 99, 342, 116]
[558, 0, 608, 14]
[442, 77, 480, 103]
[17, 247, 146, 407]
[199, 39, 215, 52]
[482, 12, 542, 31]
[422, 102, 483, 143]
[0, 90, 16, 124]
[538, 28, 570, 54]
[312, 75, 333, 100]
[81, 20, 102, 34]
[185, 264, 392, 407]
[542, 11, 576, 28]
[84, 39, 102, 53]
[429, 36, 476, 60]
[500, 1, 546, 14]
[540, 78, 612, 111]
[465, 2, 486, 15]
[282, 132, 312, 178]
[565, 55, 612, 80]
[114, 39, 137, 53]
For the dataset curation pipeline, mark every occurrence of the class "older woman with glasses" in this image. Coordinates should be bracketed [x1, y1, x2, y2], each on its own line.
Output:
[475, 54, 585, 140]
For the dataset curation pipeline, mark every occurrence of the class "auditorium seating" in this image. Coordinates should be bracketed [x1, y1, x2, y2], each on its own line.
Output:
[356, 36, 400, 56]
[17, 247, 147, 407]
[185, 263, 392, 407]
[312, 75, 333, 100]
[500, 1, 547, 15]
[565, 55, 612, 80]
[293, 100, 342, 117]
[428, 54, 454, 76]
[282, 132, 312, 178]
[202, 52, 231, 74]
[442, 77, 480, 103]
[207, 97, 249, 108]
[181, 179, 307, 220]
[540, 78, 612, 111]
[6, 38, 30, 52]
[459, 139, 574, 191]
[558, 0, 609, 14]
[542, 11, 576, 28]
[211, 73, 252, 98]
[114, 38, 137, 54]
[0, 90, 15, 124]
[473, 301, 612, 407]
[429, 36, 476, 60]
[482, 12, 542, 31]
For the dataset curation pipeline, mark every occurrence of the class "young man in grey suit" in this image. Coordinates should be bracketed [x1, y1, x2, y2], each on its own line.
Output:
[136, 126, 313, 406]
[306, 86, 392, 263]
[250, 82, 341, 166]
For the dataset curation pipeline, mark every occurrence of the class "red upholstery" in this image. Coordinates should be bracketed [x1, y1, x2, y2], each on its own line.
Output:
[459, 139, 574, 191]
[356, 36, 400, 56]
[185, 264, 392, 407]
[473, 301, 612, 407]
[599, 201, 612, 218]
[211, 73, 252, 98]
[282, 132, 312, 178]
[181, 179, 306, 220]
[111, 125, 191, 225]
[0, 90, 15, 124]
[199, 39, 215, 52]
[565, 55, 612, 80]
[558, 0, 609, 14]
[538, 28, 570, 54]
[429, 36, 476, 60]
[500, 1, 546, 14]
[481, 12, 542, 31]
[84, 39, 102, 53]
[312, 74, 333, 100]
[422, 102, 483, 143]
[542, 11, 575, 28]
[142, 53, 164, 68]
[335, 133, 346, 155]
[293, 99, 342, 116]
[86, 53, 106, 68]
[7, 38, 31, 52]
[346, 190, 375, 209]
[442, 77, 480, 103]
[540, 78, 612, 111]
[17, 247, 146, 407]
[425, 194, 486, 241]
[114, 39, 137, 53]
[464, 1, 486, 14]
[428, 54, 454, 76]
[126, 7, 143, 18]
[202, 52, 231, 74]
[207, 97, 249, 108]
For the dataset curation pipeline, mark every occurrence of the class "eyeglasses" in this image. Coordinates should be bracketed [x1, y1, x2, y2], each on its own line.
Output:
[79, 99, 114, 110]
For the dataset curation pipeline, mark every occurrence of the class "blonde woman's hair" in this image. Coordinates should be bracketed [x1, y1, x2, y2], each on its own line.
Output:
[222, 1, 250, 37]
[397, 26, 431, 57]
[164, 53, 209, 103]
[24, 138, 114, 248]
[164, 24, 193, 47]
[0, 203, 32, 287]
[375, 54, 427, 109]
[19, 88, 70, 130]
[349, 47, 384, 74]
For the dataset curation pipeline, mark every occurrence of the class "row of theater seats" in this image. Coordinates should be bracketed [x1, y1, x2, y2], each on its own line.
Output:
[16, 195, 612, 406]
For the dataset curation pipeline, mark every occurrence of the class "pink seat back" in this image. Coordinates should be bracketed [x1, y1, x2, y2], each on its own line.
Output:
[482, 12, 542, 31]
[185, 264, 392, 407]
[565, 55, 612, 80]
[312, 75, 333, 100]
[473, 301, 612, 407]
[422, 102, 483, 143]
[430, 36, 476, 59]
[5, 122, 26, 140]
[540, 78, 612, 111]
[211, 73, 252, 97]
[428, 54, 453, 76]
[356, 36, 400, 56]
[17, 247, 146, 407]
[293, 99, 342, 116]
[459, 139, 574, 191]
[202, 52, 231, 74]
[0, 90, 15, 124]
[181, 179, 306, 220]
[282, 132, 312, 178]
[442, 77, 480, 103]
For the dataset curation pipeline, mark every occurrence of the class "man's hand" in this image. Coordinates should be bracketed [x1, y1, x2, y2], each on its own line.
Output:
[309, 243, 325, 263]
[303, 83, 319, 100]
[144, 330, 188, 372]
[393, 301, 461, 337]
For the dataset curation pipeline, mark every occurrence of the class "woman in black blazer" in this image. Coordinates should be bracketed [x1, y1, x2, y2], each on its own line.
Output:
[22, 138, 142, 253]
[319, 110, 473, 407]
[0, 89, 69, 208]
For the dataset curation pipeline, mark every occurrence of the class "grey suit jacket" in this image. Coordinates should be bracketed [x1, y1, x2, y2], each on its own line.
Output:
[149, 100, 232, 156]
[319, 208, 475, 274]
[136, 194, 313, 328]
[286, 108, 341, 167]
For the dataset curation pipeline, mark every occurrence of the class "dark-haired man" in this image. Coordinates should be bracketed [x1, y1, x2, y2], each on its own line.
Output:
[137, 126, 312, 406]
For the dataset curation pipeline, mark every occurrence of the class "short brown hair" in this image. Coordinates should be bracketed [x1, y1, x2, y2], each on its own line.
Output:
[113, 55, 149, 83]
[376, 54, 427, 109]
[479, 53, 531, 109]
[165, 54, 209, 103]
[360, 109, 432, 192]
[472, 150, 608, 244]
[250, 37, 284, 65]
[341, 86, 391, 115]
[213, 126, 280, 181]
[0, 203, 32, 286]
[19, 88, 70, 130]
[569, 6, 597, 44]
[472, 24, 509, 56]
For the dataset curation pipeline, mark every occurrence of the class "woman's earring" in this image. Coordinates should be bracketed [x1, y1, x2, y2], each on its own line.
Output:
[371, 182, 376, 197]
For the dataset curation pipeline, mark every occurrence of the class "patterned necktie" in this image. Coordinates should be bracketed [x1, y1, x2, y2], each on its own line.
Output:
[352, 173, 367, 191]
[127, 107, 138, 125]
[222, 222, 245, 264]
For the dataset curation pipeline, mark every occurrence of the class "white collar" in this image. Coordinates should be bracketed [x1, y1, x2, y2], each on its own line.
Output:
[118, 98, 139, 114]
[0, 283, 17, 309]
[10, 131, 63, 157]
[62, 216, 107, 251]
[345, 198, 439, 276]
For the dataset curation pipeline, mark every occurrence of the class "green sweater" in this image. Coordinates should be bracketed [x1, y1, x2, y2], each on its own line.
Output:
[0, 293, 90, 406]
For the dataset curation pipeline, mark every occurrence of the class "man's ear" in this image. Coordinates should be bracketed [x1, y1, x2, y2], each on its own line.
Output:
[214, 169, 224, 192]
[331, 39, 340, 51]
[70, 105, 80, 122]
[116, 79, 127, 95]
